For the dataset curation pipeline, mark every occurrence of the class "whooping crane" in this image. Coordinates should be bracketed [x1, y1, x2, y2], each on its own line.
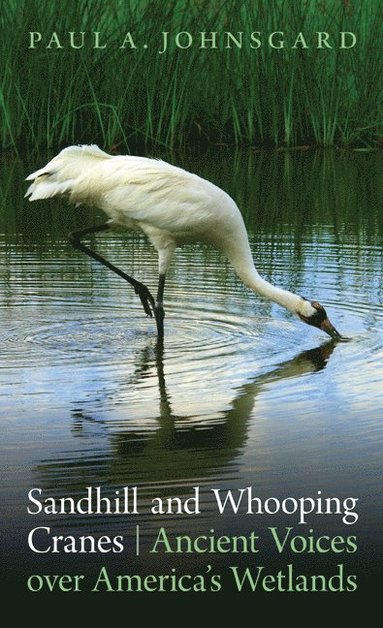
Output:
[25, 145, 342, 342]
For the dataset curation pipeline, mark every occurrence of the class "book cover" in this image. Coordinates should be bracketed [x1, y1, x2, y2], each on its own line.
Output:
[1, 0, 382, 611]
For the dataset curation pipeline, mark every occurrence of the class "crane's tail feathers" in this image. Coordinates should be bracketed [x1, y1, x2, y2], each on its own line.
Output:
[25, 144, 111, 202]
[25, 177, 76, 201]
[26, 168, 52, 181]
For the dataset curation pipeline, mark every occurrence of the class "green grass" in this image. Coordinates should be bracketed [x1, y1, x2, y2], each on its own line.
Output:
[0, 0, 382, 153]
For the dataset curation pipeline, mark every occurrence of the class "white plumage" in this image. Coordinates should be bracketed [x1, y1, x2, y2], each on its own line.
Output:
[25, 145, 341, 341]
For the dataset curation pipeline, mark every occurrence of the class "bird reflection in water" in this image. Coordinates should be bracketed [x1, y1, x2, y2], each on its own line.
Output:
[36, 340, 338, 489]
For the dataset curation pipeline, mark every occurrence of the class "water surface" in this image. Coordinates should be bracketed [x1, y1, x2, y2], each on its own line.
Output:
[1, 149, 382, 596]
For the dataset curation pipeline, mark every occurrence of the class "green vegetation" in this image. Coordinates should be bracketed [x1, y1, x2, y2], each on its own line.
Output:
[1, 0, 382, 153]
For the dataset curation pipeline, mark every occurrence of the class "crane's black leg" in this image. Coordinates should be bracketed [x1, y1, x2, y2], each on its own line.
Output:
[155, 274, 166, 341]
[69, 223, 155, 318]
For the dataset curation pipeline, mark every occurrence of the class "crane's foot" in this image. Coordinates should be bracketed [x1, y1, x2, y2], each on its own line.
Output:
[154, 304, 165, 341]
[135, 284, 156, 318]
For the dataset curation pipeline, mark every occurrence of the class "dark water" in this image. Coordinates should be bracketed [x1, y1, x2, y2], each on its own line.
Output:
[1, 149, 382, 600]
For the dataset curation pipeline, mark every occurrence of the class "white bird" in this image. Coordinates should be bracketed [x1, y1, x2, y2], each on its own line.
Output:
[25, 145, 341, 341]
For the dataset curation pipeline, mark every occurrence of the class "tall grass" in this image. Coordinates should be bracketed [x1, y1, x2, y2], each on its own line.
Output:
[0, 0, 382, 153]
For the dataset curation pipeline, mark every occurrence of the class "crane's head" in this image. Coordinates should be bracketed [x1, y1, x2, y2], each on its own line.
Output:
[298, 300, 342, 340]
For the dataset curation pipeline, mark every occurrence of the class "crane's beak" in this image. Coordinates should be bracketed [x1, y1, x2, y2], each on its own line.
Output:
[320, 317, 342, 340]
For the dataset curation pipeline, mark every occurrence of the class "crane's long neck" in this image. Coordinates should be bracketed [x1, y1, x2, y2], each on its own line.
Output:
[241, 268, 302, 312]
[225, 238, 303, 314]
